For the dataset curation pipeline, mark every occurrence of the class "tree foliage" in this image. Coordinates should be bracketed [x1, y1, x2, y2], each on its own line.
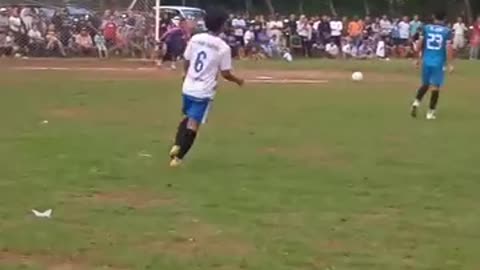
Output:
[37, 0, 479, 22]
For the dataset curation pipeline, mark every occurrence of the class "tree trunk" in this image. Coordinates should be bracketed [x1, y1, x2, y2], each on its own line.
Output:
[245, 0, 252, 15]
[328, 0, 337, 17]
[263, 0, 275, 15]
[388, 0, 396, 17]
[299, 0, 304, 14]
[464, 0, 473, 24]
[364, 0, 370, 15]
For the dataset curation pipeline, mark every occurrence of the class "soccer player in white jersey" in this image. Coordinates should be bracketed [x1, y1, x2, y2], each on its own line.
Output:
[169, 9, 244, 167]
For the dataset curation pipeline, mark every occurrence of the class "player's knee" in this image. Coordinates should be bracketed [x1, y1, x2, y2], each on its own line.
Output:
[187, 118, 200, 131]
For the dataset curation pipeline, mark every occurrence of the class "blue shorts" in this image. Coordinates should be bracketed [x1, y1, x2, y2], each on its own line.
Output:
[422, 65, 445, 88]
[182, 94, 212, 124]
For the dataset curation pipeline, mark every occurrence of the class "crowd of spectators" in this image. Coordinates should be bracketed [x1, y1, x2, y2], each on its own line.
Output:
[1, 4, 480, 61]
[0, 6, 157, 58]
[223, 13, 480, 60]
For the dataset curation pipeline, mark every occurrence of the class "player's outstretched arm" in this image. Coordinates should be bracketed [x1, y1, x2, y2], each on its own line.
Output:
[221, 70, 244, 86]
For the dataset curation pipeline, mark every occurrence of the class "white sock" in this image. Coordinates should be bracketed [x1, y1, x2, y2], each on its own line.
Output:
[413, 100, 421, 107]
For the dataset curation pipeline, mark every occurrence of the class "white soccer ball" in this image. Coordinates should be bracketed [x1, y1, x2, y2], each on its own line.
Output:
[352, 71, 364, 81]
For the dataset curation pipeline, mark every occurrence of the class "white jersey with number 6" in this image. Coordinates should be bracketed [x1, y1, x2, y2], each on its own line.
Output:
[182, 33, 232, 99]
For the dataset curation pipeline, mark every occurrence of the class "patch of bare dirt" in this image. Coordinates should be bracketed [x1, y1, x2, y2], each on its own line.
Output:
[145, 222, 252, 258]
[0, 250, 88, 270]
[0, 247, 130, 270]
[71, 189, 175, 209]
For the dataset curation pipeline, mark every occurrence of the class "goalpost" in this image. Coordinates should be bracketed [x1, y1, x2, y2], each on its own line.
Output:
[128, 0, 161, 45]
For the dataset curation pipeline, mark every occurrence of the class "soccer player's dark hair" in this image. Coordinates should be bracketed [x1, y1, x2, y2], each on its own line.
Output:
[205, 8, 228, 33]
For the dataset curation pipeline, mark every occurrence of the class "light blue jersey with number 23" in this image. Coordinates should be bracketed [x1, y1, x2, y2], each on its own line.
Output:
[422, 24, 451, 67]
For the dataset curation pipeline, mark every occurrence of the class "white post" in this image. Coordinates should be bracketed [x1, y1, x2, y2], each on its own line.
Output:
[155, 0, 161, 44]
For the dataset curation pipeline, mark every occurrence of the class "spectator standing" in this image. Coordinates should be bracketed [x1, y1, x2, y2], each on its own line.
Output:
[20, 7, 34, 31]
[244, 25, 255, 46]
[103, 16, 117, 48]
[348, 16, 363, 48]
[380, 15, 392, 38]
[0, 8, 10, 31]
[317, 15, 331, 47]
[266, 15, 284, 44]
[397, 16, 410, 47]
[452, 17, 468, 50]
[470, 16, 480, 60]
[409, 15, 422, 38]
[9, 9, 23, 34]
[297, 15, 313, 57]
[371, 17, 381, 36]
[329, 16, 343, 48]
[232, 14, 247, 47]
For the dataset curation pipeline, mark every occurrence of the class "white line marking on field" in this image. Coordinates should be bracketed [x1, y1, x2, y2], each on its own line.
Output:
[12, 66, 158, 72]
[256, 76, 274, 80]
[247, 79, 328, 84]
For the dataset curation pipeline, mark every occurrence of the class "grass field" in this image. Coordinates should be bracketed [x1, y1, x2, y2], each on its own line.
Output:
[1, 59, 480, 270]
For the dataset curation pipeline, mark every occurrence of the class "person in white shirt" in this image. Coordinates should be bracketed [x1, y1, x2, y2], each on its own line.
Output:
[297, 15, 313, 57]
[9, 11, 23, 34]
[20, 7, 34, 31]
[169, 9, 244, 167]
[329, 16, 343, 47]
[397, 16, 410, 46]
[325, 40, 339, 58]
[243, 26, 255, 47]
[376, 38, 387, 59]
[231, 15, 247, 46]
[266, 15, 284, 44]
[452, 16, 468, 50]
[379, 15, 392, 37]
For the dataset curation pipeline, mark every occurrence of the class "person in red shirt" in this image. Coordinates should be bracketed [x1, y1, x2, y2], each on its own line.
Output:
[470, 16, 480, 60]
[103, 16, 117, 48]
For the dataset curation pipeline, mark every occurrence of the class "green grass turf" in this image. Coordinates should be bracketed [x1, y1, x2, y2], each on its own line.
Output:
[1, 59, 480, 270]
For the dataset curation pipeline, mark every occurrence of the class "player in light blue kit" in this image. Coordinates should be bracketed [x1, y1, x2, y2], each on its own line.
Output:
[411, 12, 453, 120]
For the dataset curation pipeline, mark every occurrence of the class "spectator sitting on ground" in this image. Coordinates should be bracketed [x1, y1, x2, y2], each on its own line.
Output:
[342, 37, 353, 58]
[325, 39, 340, 58]
[28, 24, 45, 56]
[74, 28, 94, 56]
[376, 36, 387, 59]
[94, 31, 108, 58]
[46, 24, 66, 56]
[0, 30, 16, 57]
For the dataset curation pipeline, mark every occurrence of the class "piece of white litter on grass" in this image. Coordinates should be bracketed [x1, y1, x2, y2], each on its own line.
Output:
[32, 209, 52, 218]
[41, 120, 49, 124]
[138, 151, 153, 158]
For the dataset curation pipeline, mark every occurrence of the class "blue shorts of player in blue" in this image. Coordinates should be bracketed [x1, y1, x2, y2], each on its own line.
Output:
[182, 94, 212, 124]
[422, 64, 445, 88]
